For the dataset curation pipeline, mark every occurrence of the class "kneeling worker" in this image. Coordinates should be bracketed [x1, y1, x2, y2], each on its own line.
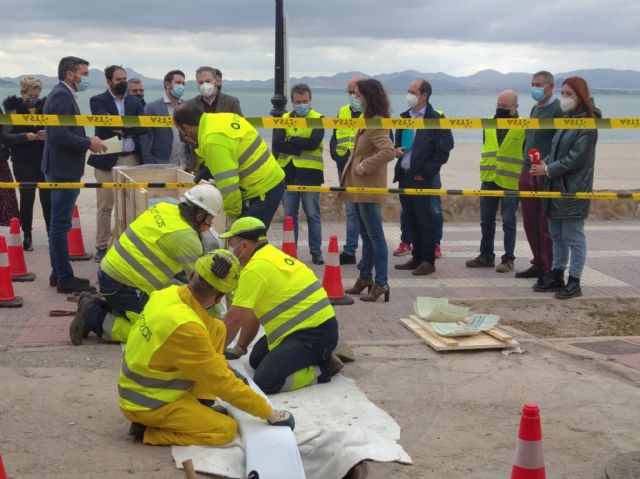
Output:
[119, 250, 294, 445]
[221, 217, 342, 394]
[70, 183, 223, 345]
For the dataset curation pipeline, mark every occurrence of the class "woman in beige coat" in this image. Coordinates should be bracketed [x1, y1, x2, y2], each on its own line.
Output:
[341, 79, 396, 302]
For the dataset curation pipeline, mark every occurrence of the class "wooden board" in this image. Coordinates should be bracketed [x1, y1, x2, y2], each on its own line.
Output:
[400, 315, 519, 351]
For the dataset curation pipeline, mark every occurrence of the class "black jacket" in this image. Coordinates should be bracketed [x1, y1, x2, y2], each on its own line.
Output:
[393, 103, 454, 183]
[1, 95, 47, 163]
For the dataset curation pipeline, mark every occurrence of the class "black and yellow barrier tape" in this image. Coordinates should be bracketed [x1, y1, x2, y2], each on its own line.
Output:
[2, 114, 640, 129]
[0, 182, 638, 201]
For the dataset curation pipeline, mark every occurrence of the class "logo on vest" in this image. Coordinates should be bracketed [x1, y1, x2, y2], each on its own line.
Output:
[149, 206, 166, 228]
[137, 313, 152, 342]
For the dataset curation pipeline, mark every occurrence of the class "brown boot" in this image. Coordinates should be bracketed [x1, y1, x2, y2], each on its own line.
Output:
[360, 283, 390, 303]
[394, 257, 420, 270]
[345, 278, 373, 295]
[412, 262, 436, 276]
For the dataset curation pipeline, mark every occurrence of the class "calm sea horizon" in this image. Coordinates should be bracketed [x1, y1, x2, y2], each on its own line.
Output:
[1, 84, 639, 144]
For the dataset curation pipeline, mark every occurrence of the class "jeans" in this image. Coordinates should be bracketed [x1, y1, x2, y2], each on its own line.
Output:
[355, 202, 388, 286]
[13, 160, 51, 234]
[548, 218, 587, 278]
[242, 180, 285, 230]
[46, 174, 80, 280]
[519, 168, 553, 272]
[479, 181, 519, 261]
[283, 190, 323, 256]
[338, 166, 359, 256]
[249, 318, 339, 394]
[399, 173, 443, 245]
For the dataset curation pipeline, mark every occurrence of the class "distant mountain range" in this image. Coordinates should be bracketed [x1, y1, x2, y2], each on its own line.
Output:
[3, 68, 640, 93]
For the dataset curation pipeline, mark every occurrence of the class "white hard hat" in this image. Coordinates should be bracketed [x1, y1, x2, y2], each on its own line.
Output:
[184, 183, 223, 217]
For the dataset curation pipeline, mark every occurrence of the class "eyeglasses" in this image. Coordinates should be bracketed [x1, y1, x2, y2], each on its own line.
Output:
[347, 90, 356, 95]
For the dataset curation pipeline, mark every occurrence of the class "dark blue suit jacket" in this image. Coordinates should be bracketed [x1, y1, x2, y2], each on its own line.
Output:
[87, 90, 148, 170]
[393, 103, 454, 184]
[41, 82, 91, 180]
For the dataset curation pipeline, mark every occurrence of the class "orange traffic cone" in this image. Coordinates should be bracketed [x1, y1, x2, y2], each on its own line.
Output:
[322, 235, 354, 306]
[511, 403, 546, 479]
[281, 215, 297, 258]
[8, 217, 35, 282]
[68, 205, 93, 261]
[0, 236, 23, 308]
[0, 455, 6, 479]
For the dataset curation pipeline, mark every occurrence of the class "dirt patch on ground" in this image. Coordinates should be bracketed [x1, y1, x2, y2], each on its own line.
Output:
[455, 297, 640, 337]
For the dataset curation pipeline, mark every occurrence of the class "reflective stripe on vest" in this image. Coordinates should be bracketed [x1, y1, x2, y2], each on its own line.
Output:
[335, 105, 358, 156]
[278, 109, 324, 171]
[119, 286, 204, 412]
[480, 125, 526, 189]
[245, 244, 334, 349]
[103, 203, 195, 294]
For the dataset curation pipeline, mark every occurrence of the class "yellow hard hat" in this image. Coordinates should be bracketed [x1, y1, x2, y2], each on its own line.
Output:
[220, 216, 267, 241]
[194, 249, 240, 293]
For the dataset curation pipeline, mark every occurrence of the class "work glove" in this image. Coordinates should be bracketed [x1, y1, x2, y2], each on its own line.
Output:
[194, 165, 214, 183]
[229, 366, 249, 385]
[224, 344, 247, 360]
[267, 409, 295, 430]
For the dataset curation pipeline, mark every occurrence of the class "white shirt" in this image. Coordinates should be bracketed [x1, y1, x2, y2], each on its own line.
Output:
[400, 105, 427, 170]
[163, 92, 188, 169]
[109, 91, 135, 153]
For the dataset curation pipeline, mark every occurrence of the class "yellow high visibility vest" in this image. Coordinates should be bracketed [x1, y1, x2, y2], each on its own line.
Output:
[118, 285, 202, 412]
[243, 244, 334, 349]
[277, 109, 324, 171]
[480, 123, 526, 189]
[103, 203, 199, 295]
[334, 104, 359, 156]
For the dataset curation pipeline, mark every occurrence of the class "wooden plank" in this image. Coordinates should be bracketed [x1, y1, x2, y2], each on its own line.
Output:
[483, 327, 513, 342]
[408, 315, 458, 347]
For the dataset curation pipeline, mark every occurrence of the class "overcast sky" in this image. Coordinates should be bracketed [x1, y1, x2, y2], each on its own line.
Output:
[1, 0, 638, 80]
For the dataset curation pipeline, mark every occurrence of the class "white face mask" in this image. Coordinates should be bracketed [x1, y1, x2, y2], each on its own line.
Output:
[199, 82, 217, 98]
[560, 96, 577, 113]
[406, 93, 420, 109]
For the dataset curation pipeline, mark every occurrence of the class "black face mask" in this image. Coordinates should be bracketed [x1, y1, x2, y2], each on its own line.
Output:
[113, 81, 128, 95]
[134, 93, 145, 105]
[495, 107, 513, 118]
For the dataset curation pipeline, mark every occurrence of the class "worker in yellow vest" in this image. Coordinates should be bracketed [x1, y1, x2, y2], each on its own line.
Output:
[173, 104, 285, 229]
[273, 83, 326, 265]
[466, 89, 526, 273]
[69, 183, 223, 345]
[119, 249, 295, 445]
[221, 217, 343, 394]
[329, 76, 365, 265]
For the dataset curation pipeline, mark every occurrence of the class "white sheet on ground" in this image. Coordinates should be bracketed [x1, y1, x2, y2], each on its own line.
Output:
[171, 359, 411, 479]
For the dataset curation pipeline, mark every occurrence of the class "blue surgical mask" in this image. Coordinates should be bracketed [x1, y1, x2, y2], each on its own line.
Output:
[530, 86, 545, 101]
[171, 84, 185, 98]
[349, 94, 361, 112]
[76, 76, 91, 92]
[293, 103, 311, 117]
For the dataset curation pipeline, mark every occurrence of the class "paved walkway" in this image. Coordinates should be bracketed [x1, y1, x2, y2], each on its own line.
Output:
[2, 218, 640, 352]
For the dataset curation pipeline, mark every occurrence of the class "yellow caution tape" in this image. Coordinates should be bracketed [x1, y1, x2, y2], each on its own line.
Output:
[1, 114, 639, 129]
[1, 182, 638, 201]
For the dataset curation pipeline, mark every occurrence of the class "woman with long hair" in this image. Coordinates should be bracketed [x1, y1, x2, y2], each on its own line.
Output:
[531, 76, 599, 299]
[341, 79, 396, 302]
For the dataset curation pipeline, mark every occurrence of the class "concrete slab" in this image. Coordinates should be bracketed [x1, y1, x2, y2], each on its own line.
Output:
[612, 353, 640, 371]
[571, 340, 640, 356]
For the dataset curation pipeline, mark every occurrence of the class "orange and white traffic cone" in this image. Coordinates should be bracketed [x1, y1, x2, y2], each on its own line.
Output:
[68, 205, 93, 261]
[0, 236, 23, 308]
[511, 403, 546, 479]
[281, 215, 297, 258]
[7, 217, 35, 282]
[322, 235, 354, 306]
[0, 455, 7, 479]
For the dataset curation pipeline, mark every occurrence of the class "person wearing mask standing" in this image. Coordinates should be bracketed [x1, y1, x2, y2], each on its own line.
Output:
[127, 78, 146, 107]
[273, 83, 326, 265]
[188, 66, 242, 115]
[466, 90, 525, 273]
[329, 76, 364, 265]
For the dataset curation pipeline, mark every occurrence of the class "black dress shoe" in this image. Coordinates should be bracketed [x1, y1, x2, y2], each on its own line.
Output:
[412, 261, 436, 276]
[49, 273, 57, 288]
[394, 257, 420, 270]
[311, 254, 324, 265]
[515, 265, 540, 278]
[23, 234, 33, 251]
[57, 276, 94, 294]
[339, 252, 356, 265]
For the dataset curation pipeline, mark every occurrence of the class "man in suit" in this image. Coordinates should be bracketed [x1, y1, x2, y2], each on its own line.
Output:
[127, 78, 146, 107]
[42, 56, 107, 294]
[187, 66, 242, 115]
[141, 69, 189, 168]
[393, 78, 453, 276]
[88, 65, 149, 262]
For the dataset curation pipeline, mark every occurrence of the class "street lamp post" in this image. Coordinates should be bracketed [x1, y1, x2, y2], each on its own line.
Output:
[270, 0, 287, 117]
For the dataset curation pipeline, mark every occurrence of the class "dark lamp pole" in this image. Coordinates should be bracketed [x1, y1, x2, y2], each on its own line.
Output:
[270, 0, 287, 117]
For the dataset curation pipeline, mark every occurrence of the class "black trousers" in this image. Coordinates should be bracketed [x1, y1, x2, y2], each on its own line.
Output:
[12, 160, 51, 234]
[398, 172, 437, 264]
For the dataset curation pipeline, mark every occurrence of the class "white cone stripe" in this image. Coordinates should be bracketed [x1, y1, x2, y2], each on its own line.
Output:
[513, 439, 545, 470]
[7, 234, 22, 246]
[0, 252, 9, 268]
[72, 217, 81, 228]
[325, 251, 339, 267]
[283, 231, 295, 243]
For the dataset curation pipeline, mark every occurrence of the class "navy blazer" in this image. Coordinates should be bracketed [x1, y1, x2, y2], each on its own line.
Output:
[41, 82, 91, 180]
[393, 103, 454, 184]
[87, 90, 148, 170]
